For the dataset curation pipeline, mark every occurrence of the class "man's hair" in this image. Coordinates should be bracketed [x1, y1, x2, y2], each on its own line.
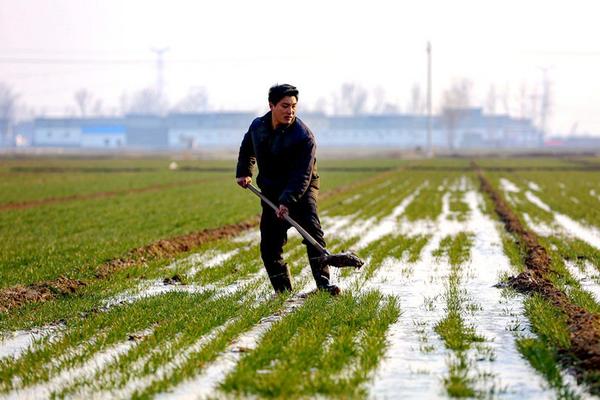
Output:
[268, 84, 299, 105]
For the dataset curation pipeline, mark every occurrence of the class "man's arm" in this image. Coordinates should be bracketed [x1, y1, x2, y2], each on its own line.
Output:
[278, 136, 316, 206]
[235, 128, 256, 188]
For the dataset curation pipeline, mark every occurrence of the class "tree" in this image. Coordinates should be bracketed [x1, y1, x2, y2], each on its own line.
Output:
[332, 83, 368, 115]
[440, 78, 473, 149]
[173, 87, 209, 113]
[74, 89, 93, 117]
[407, 83, 425, 115]
[0, 83, 18, 147]
[126, 87, 168, 115]
[485, 84, 497, 115]
[312, 97, 328, 114]
[92, 99, 104, 116]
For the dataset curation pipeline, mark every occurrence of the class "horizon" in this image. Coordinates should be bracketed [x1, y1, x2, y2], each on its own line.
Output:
[1, 0, 600, 136]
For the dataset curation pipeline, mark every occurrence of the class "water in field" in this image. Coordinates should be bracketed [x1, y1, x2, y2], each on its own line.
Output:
[3, 165, 600, 399]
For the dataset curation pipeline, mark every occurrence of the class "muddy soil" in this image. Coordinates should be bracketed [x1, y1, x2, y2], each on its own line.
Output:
[95, 218, 259, 278]
[0, 277, 86, 313]
[0, 218, 258, 313]
[476, 165, 600, 388]
[407, 165, 600, 172]
[0, 169, 390, 313]
[0, 178, 213, 212]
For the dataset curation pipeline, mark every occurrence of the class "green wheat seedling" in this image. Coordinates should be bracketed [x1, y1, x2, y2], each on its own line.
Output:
[221, 290, 400, 399]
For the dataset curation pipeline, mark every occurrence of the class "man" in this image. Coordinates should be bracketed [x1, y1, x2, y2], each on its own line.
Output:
[236, 84, 340, 295]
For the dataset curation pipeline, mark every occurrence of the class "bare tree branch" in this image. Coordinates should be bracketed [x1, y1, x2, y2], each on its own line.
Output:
[173, 87, 209, 113]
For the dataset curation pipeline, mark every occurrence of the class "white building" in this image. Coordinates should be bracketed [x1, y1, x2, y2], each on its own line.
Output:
[33, 118, 82, 147]
[81, 119, 126, 148]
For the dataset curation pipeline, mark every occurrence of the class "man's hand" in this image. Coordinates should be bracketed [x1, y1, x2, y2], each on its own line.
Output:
[236, 176, 252, 188]
[276, 204, 289, 219]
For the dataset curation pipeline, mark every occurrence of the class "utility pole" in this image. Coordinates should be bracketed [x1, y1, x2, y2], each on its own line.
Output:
[426, 41, 433, 157]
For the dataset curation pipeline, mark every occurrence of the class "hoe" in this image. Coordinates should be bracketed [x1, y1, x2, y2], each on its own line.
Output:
[247, 184, 364, 269]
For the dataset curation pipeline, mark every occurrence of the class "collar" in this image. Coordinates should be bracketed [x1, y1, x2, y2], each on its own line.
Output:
[263, 111, 295, 133]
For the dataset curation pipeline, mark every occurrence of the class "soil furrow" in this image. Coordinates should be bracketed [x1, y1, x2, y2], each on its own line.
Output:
[0, 168, 396, 313]
[407, 165, 600, 172]
[0, 178, 214, 212]
[0, 219, 258, 313]
[475, 165, 600, 388]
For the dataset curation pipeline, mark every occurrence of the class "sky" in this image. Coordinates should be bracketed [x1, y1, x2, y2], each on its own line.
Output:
[1, 0, 599, 135]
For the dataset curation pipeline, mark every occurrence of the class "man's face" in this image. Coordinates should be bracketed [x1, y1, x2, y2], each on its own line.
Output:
[270, 96, 297, 126]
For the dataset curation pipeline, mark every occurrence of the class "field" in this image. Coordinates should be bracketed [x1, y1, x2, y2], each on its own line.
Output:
[1, 155, 600, 399]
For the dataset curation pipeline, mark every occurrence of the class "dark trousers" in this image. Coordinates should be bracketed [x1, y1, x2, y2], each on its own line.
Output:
[259, 188, 330, 292]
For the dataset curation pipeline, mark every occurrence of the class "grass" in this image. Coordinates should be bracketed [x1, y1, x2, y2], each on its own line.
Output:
[516, 295, 583, 399]
[403, 174, 446, 221]
[358, 234, 430, 280]
[3, 156, 600, 398]
[481, 168, 594, 398]
[221, 290, 400, 399]
[431, 232, 489, 398]
[0, 158, 383, 288]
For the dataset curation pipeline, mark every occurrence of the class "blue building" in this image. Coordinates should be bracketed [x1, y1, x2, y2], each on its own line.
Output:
[23, 108, 542, 150]
[81, 118, 126, 148]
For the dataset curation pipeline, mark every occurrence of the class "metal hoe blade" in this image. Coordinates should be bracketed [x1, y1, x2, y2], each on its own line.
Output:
[246, 184, 365, 269]
[314, 251, 364, 269]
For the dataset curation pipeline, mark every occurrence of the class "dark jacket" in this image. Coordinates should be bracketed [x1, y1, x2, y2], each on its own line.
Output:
[236, 112, 319, 206]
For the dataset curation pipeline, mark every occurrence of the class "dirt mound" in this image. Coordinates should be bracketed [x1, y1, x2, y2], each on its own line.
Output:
[96, 218, 259, 278]
[1, 168, 391, 313]
[476, 164, 600, 388]
[0, 277, 86, 313]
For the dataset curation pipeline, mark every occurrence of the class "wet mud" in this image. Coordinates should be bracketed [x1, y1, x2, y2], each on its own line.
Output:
[407, 165, 600, 172]
[0, 168, 389, 312]
[0, 178, 212, 212]
[95, 218, 259, 278]
[0, 218, 258, 313]
[0, 276, 86, 313]
[476, 165, 600, 388]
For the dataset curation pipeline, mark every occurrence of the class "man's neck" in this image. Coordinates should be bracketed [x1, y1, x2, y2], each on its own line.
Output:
[271, 116, 293, 131]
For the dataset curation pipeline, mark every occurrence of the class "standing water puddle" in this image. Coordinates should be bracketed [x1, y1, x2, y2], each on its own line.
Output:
[524, 190, 600, 250]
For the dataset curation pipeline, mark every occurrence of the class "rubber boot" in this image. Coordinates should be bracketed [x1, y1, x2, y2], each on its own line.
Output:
[310, 261, 341, 296]
[266, 263, 292, 293]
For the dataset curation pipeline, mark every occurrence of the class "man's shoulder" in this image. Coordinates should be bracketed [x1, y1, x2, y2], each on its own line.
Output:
[249, 115, 266, 130]
[293, 117, 315, 141]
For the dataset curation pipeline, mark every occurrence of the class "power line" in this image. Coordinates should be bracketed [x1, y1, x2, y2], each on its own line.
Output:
[0, 58, 153, 65]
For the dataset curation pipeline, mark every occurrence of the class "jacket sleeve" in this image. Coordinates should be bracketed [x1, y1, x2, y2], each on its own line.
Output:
[235, 128, 256, 178]
[278, 136, 316, 206]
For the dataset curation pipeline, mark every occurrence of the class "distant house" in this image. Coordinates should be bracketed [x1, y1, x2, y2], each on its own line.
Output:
[22, 107, 544, 150]
[0, 118, 7, 146]
[13, 121, 34, 147]
[167, 112, 254, 149]
[81, 118, 126, 148]
[125, 115, 168, 148]
[441, 108, 542, 149]
[33, 118, 83, 147]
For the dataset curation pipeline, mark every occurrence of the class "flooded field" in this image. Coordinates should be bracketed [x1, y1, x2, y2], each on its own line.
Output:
[1, 157, 600, 398]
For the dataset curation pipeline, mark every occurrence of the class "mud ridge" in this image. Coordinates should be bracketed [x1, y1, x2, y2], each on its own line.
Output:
[95, 218, 259, 278]
[0, 277, 86, 313]
[0, 168, 393, 313]
[0, 178, 212, 212]
[475, 163, 600, 387]
[407, 165, 600, 172]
